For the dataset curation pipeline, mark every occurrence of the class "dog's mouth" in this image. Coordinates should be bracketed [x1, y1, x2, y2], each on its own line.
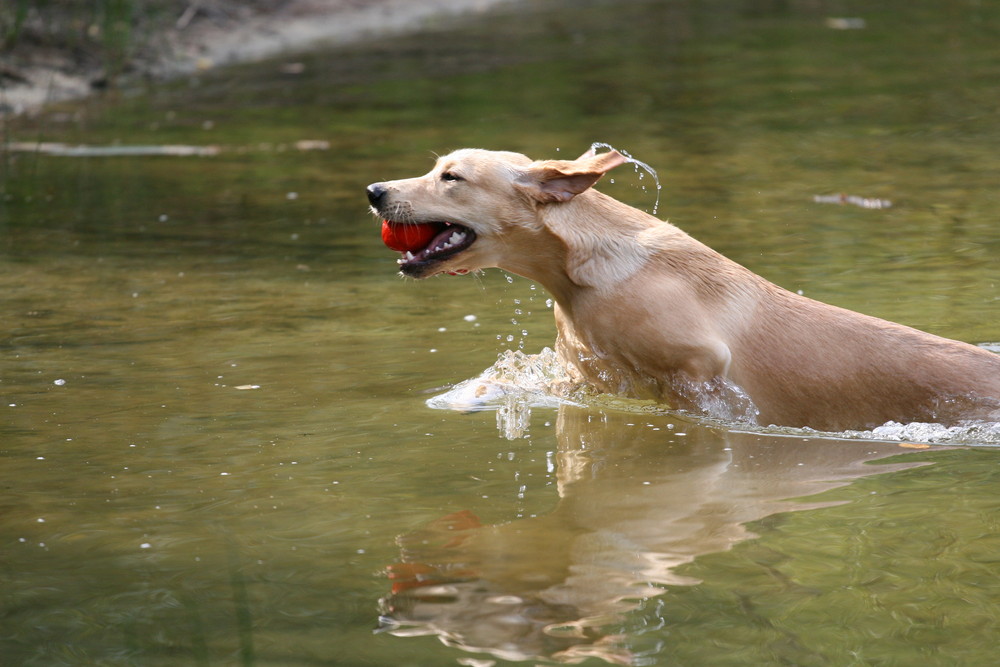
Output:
[380, 220, 477, 275]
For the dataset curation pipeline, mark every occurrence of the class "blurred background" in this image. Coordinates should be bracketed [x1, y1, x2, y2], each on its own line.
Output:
[1, 1, 999, 665]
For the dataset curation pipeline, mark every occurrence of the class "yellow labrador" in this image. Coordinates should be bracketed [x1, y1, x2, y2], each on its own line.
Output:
[367, 148, 1000, 430]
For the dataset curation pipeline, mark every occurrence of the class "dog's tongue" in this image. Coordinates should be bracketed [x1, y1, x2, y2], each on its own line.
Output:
[381, 220, 440, 253]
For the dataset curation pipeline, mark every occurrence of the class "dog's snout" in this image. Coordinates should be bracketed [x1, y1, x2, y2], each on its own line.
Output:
[366, 182, 388, 208]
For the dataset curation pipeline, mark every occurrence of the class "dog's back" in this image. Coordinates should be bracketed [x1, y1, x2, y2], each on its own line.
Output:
[735, 283, 1000, 429]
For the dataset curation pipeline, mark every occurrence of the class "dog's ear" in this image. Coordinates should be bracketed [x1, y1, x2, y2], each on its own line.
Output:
[515, 150, 627, 203]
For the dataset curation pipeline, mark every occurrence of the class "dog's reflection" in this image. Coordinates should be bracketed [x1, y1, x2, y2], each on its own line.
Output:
[378, 406, 927, 664]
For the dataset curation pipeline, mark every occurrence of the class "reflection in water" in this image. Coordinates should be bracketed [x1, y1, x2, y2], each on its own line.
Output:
[378, 406, 925, 664]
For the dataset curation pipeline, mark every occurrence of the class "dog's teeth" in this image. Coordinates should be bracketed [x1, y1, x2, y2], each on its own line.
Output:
[449, 232, 465, 245]
[404, 251, 414, 260]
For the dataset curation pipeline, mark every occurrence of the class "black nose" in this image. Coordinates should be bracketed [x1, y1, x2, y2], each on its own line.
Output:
[366, 183, 387, 208]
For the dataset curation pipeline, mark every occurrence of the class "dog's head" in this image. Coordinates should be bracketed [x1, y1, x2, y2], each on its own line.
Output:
[367, 148, 626, 279]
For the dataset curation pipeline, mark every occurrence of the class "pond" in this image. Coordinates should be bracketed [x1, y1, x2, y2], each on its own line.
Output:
[2, 0, 999, 664]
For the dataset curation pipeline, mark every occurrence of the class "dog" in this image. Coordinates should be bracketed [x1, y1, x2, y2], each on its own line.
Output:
[367, 147, 1000, 431]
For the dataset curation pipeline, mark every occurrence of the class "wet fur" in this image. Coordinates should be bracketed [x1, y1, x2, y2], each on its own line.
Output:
[369, 148, 1000, 430]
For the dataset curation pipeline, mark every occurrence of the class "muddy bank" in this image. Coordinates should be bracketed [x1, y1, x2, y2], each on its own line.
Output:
[0, 0, 519, 117]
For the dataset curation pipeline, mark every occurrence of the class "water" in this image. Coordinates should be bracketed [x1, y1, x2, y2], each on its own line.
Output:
[589, 141, 663, 214]
[2, 0, 1000, 664]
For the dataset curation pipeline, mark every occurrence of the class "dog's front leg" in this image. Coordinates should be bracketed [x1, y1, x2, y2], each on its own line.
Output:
[555, 306, 755, 420]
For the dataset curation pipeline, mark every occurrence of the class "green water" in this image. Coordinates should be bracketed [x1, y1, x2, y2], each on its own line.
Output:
[2, 0, 999, 664]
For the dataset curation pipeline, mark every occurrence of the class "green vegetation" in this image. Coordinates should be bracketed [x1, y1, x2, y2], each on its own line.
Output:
[0, 1, 286, 80]
[2, 0, 139, 74]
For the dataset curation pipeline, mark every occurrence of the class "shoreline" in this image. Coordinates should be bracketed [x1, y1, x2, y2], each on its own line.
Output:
[0, 0, 519, 118]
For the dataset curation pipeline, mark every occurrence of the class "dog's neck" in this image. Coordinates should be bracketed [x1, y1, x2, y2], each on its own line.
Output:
[490, 220, 580, 304]
[498, 189, 755, 322]
[533, 190, 668, 296]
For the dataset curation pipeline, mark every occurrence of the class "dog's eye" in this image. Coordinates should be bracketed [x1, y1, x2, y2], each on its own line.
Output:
[441, 172, 463, 183]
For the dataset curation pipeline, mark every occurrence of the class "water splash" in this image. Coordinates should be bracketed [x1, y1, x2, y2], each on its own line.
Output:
[493, 274, 541, 351]
[426, 348, 581, 439]
[675, 375, 760, 425]
[430, 348, 1000, 446]
[427, 348, 761, 438]
[589, 142, 663, 215]
[844, 421, 1000, 446]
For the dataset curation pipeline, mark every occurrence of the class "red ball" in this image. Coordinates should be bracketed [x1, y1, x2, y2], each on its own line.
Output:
[381, 220, 439, 252]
